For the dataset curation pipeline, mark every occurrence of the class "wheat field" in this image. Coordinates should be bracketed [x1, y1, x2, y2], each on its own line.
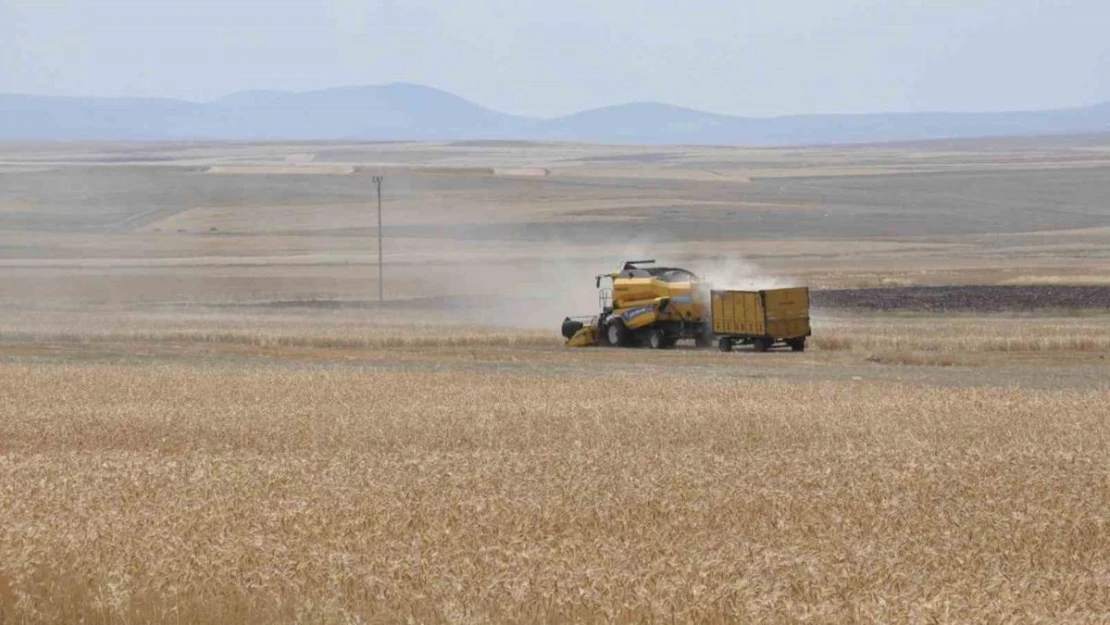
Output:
[2, 353, 1108, 624]
[3, 139, 1110, 623]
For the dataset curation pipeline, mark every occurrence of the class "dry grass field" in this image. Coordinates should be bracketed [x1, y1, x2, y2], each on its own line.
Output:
[1, 138, 1109, 623]
[2, 359, 1109, 624]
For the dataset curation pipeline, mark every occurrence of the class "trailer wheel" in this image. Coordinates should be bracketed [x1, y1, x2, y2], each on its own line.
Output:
[647, 328, 668, 350]
[753, 337, 773, 352]
[718, 337, 734, 352]
[788, 338, 806, 352]
[605, 320, 630, 347]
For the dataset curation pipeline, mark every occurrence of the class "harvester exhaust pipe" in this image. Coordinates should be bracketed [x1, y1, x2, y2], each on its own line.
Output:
[623, 259, 656, 270]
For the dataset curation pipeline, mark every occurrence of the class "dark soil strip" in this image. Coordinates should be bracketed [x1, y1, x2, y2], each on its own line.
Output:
[812, 285, 1110, 313]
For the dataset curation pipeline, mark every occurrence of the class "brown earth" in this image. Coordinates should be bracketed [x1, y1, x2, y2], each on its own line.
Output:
[813, 285, 1110, 313]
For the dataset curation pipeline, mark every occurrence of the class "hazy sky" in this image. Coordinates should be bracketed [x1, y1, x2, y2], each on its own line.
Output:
[2, 0, 1108, 117]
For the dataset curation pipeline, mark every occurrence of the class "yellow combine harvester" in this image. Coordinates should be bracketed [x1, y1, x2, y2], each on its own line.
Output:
[561, 260, 811, 352]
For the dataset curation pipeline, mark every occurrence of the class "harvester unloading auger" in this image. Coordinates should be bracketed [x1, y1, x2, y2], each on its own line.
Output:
[561, 260, 811, 352]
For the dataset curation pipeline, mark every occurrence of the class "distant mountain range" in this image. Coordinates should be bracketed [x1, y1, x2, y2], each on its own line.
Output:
[2, 82, 1109, 145]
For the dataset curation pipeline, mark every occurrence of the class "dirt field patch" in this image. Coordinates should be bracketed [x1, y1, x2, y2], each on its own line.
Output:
[206, 165, 355, 175]
[813, 285, 1110, 313]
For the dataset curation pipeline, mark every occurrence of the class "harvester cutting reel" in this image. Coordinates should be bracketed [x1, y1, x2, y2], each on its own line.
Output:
[561, 316, 601, 347]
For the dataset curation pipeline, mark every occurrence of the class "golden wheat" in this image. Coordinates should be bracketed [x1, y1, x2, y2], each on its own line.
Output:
[4, 310, 1109, 354]
[1, 360, 1108, 624]
[0, 310, 560, 350]
[812, 315, 1110, 353]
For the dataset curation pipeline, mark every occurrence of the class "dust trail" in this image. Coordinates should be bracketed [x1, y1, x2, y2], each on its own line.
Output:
[420, 236, 794, 332]
[686, 255, 795, 291]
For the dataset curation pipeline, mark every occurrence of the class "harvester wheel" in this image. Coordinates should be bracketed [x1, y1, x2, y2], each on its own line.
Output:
[788, 338, 807, 352]
[647, 329, 668, 350]
[718, 337, 734, 352]
[605, 320, 630, 347]
[753, 337, 773, 352]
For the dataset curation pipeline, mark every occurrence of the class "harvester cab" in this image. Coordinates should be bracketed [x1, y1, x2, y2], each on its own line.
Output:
[595, 259, 656, 309]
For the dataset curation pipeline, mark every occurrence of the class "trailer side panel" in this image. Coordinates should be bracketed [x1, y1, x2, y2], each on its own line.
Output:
[764, 287, 811, 339]
[711, 290, 766, 335]
[711, 287, 811, 339]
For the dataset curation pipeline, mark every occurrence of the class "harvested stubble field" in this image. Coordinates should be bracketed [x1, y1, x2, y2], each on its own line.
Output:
[2, 139, 1110, 623]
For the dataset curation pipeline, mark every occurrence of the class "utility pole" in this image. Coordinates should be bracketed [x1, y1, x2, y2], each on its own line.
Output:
[373, 175, 384, 302]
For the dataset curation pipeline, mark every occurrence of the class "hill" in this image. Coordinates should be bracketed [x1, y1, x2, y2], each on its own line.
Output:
[2, 83, 1109, 145]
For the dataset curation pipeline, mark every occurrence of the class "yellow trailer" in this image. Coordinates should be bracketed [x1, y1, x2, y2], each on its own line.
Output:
[711, 287, 811, 352]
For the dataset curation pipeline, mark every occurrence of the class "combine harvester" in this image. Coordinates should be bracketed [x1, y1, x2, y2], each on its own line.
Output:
[561, 260, 811, 352]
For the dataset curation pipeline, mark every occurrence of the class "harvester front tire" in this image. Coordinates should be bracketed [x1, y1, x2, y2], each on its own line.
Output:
[647, 329, 668, 350]
[605, 321, 630, 347]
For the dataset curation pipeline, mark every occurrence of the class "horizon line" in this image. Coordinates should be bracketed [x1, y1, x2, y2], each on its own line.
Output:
[1, 82, 1106, 121]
